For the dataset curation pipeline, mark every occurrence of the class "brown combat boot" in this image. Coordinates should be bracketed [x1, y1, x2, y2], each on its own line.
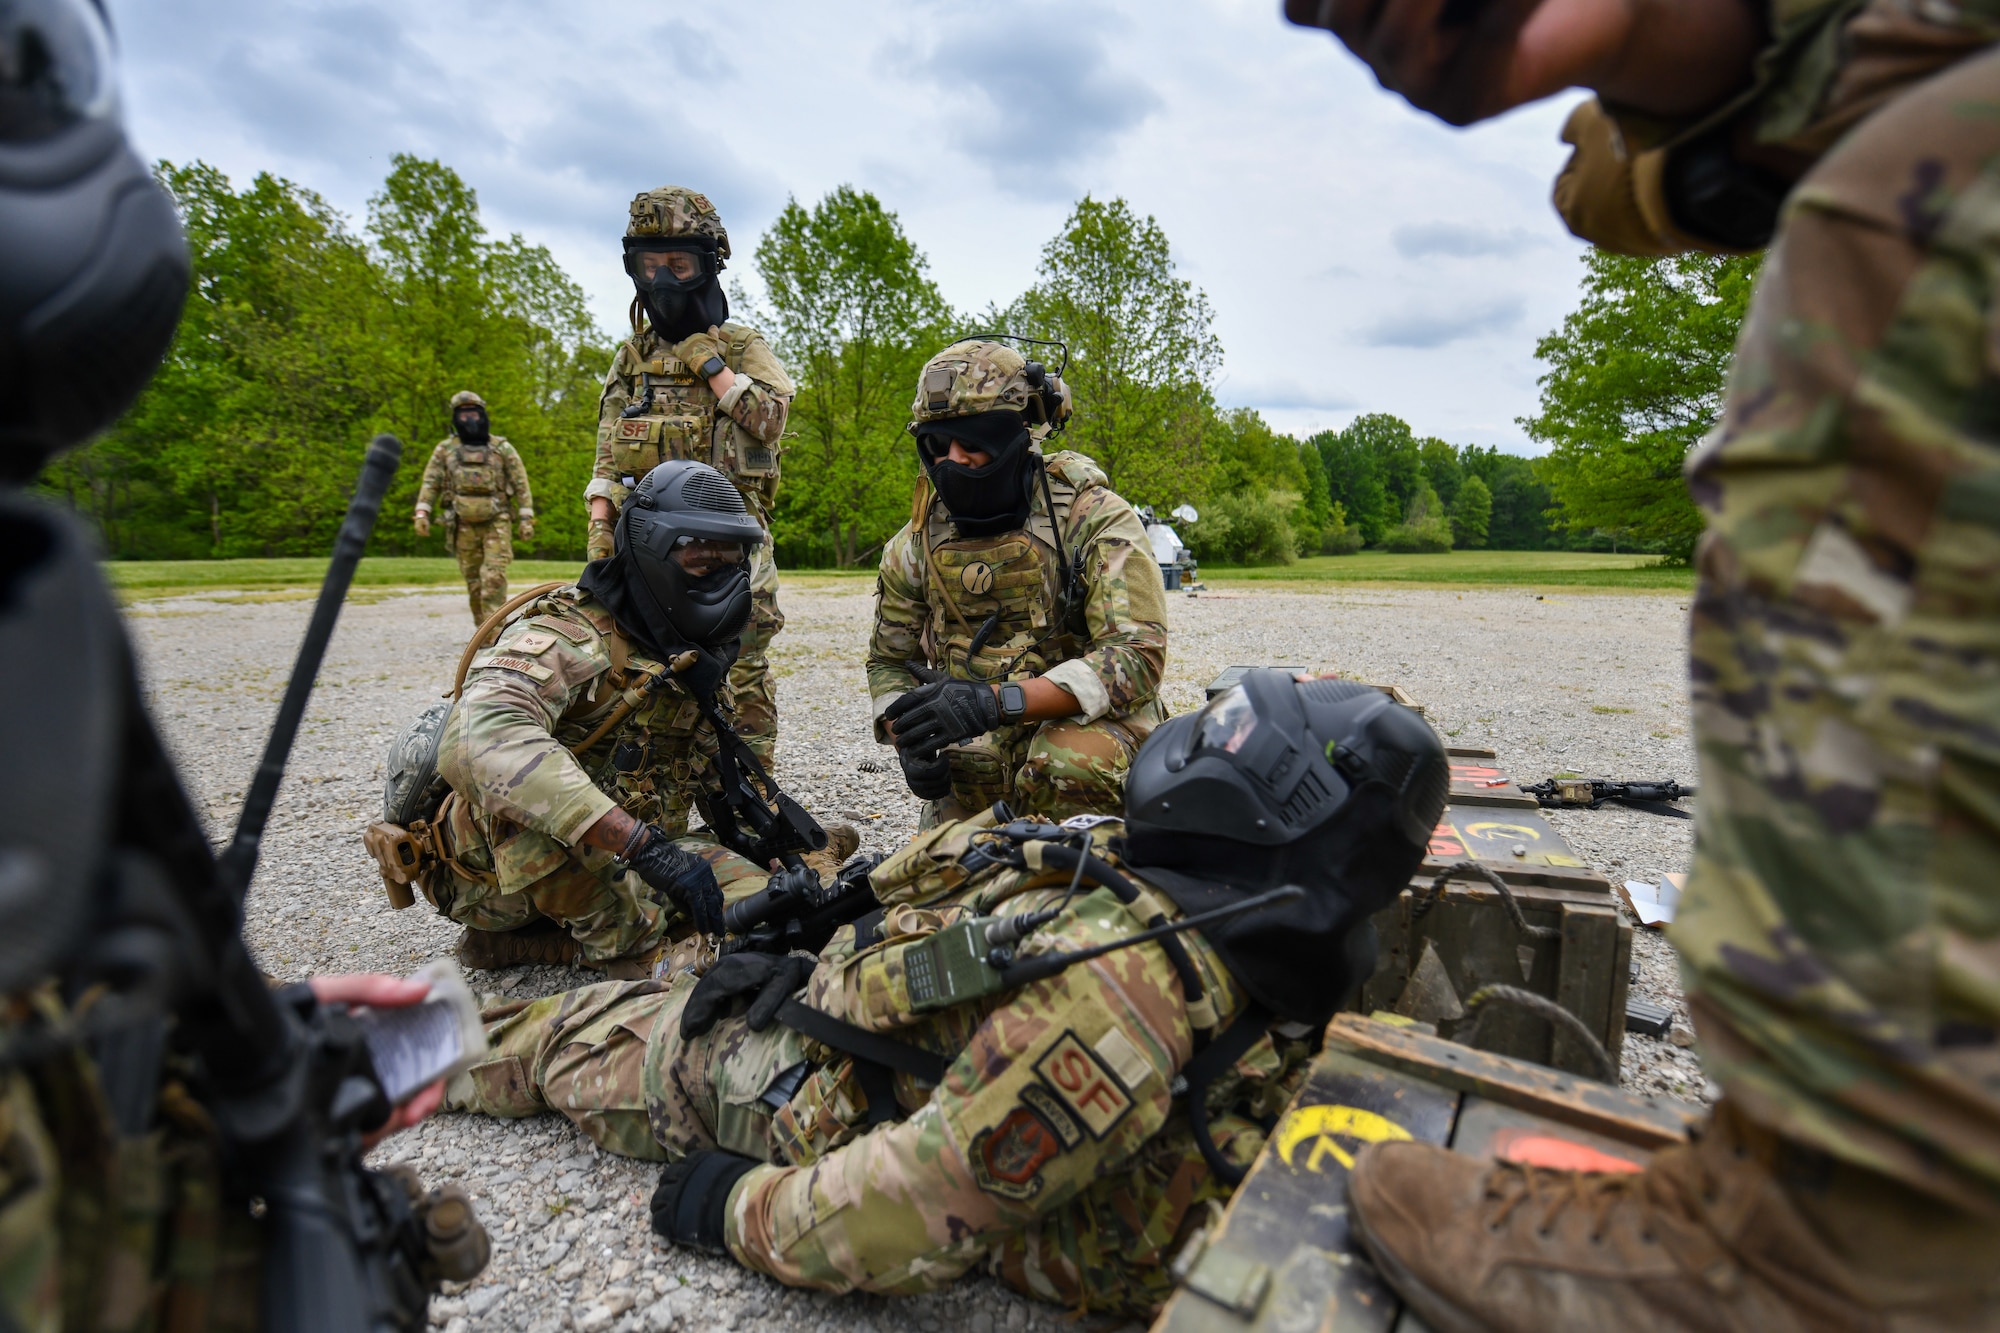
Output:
[1346, 1101, 2000, 1332]
[453, 920, 579, 971]
[802, 822, 862, 886]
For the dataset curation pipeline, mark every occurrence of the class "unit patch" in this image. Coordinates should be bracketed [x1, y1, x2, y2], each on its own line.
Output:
[960, 561, 995, 596]
[616, 418, 653, 441]
[512, 630, 558, 656]
[479, 654, 555, 683]
[971, 1105, 1066, 1201]
[1034, 1030, 1134, 1139]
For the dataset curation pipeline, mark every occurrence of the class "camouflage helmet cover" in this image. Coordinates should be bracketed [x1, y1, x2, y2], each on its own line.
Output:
[449, 390, 487, 411]
[626, 186, 731, 260]
[910, 340, 1034, 423]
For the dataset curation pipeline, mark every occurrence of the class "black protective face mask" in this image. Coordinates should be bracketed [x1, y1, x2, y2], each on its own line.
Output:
[626, 240, 728, 344]
[916, 411, 1034, 538]
[452, 411, 489, 444]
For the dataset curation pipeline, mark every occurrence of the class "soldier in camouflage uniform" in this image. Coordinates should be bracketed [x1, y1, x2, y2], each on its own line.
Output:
[435, 461, 785, 973]
[869, 340, 1169, 825]
[415, 390, 535, 624]
[586, 187, 793, 767]
[1291, 0, 2000, 1325]
[448, 671, 1446, 1317]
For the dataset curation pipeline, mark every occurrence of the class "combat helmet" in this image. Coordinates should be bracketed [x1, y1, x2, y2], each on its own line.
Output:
[625, 186, 730, 260]
[448, 389, 487, 411]
[910, 339, 1070, 429]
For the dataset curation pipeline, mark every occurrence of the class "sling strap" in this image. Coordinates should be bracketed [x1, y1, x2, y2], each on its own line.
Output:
[775, 997, 949, 1127]
[1177, 1005, 1273, 1187]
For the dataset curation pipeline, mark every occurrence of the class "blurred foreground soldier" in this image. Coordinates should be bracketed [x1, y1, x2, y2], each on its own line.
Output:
[1288, 0, 2000, 1325]
[435, 460, 849, 973]
[448, 671, 1449, 1315]
[0, 3, 477, 1325]
[869, 339, 1169, 823]
[416, 389, 534, 623]
[586, 187, 792, 765]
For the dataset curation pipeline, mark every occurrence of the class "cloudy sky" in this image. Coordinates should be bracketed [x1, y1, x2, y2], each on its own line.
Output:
[106, 0, 1591, 452]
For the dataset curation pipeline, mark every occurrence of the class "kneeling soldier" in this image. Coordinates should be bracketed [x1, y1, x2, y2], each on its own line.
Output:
[869, 338, 1170, 823]
[448, 670, 1448, 1317]
[433, 460, 839, 973]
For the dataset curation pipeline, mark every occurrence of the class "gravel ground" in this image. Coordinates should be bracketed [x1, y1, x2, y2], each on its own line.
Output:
[125, 577, 1708, 1332]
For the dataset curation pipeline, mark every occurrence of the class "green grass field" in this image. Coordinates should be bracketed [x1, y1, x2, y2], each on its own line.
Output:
[1200, 550, 1692, 591]
[102, 550, 1687, 598]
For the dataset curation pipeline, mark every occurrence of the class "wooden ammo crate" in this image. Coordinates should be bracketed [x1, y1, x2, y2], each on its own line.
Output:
[1152, 1016, 1700, 1333]
[1357, 872, 1631, 1079]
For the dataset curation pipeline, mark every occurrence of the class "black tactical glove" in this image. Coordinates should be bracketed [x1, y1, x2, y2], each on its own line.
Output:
[898, 747, 954, 800]
[651, 1150, 761, 1254]
[628, 830, 725, 935]
[681, 952, 815, 1038]
[883, 678, 1002, 756]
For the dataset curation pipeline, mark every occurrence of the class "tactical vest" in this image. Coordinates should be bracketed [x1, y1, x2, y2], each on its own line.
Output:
[444, 440, 513, 525]
[518, 589, 712, 823]
[603, 327, 777, 499]
[918, 464, 1088, 682]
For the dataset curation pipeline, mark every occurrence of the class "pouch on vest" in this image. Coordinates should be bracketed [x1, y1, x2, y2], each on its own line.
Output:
[453, 494, 498, 524]
[609, 413, 705, 480]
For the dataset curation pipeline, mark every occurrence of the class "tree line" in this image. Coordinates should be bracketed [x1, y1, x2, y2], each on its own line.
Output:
[43, 155, 1753, 568]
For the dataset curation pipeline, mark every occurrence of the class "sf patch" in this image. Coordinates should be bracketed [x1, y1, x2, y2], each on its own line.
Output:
[971, 1105, 1066, 1201]
[1034, 1030, 1134, 1139]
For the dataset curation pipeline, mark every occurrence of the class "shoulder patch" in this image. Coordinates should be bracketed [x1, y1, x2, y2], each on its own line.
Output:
[1034, 1030, 1133, 1139]
[511, 630, 558, 656]
[970, 1105, 1066, 1201]
[525, 611, 594, 645]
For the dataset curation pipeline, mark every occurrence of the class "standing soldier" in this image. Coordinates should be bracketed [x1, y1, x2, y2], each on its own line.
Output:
[586, 187, 793, 766]
[416, 390, 534, 623]
[869, 338, 1170, 824]
[1286, 0, 2000, 1325]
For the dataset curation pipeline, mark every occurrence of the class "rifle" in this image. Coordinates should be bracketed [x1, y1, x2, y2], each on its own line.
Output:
[691, 689, 827, 873]
[1519, 777, 1697, 818]
[721, 852, 885, 956]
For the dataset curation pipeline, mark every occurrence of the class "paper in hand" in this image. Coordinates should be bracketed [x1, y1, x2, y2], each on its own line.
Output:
[350, 958, 489, 1104]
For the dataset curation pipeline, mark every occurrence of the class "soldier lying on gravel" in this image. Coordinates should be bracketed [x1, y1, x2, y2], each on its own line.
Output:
[428, 459, 855, 975]
[448, 668, 1449, 1317]
[868, 339, 1170, 827]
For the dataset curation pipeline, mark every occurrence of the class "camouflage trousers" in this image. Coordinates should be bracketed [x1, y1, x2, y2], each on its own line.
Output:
[729, 541, 784, 770]
[450, 978, 1264, 1317]
[1676, 47, 2000, 1215]
[434, 835, 765, 965]
[452, 517, 513, 623]
[924, 707, 1159, 827]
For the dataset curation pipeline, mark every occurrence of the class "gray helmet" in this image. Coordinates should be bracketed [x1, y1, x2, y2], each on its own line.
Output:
[615, 461, 764, 651]
[0, 0, 189, 479]
[384, 699, 454, 826]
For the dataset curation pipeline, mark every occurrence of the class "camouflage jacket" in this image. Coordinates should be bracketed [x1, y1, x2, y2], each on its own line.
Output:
[0, 988, 260, 1332]
[693, 815, 1311, 1296]
[585, 323, 794, 518]
[416, 437, 533, 524]
[865, 450, 1169, 739]
[434, 586, 732, 891]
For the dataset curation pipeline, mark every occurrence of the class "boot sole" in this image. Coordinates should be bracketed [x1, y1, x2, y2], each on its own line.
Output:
[1349, 1195, 1499, 1333]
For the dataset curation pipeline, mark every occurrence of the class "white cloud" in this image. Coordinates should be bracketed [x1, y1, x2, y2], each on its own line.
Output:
[105, 0, 1592, 451]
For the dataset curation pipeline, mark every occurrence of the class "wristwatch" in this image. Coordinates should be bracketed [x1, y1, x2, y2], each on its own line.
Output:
[697, 354, 726, 380]
[997, 681, 1028, 723]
